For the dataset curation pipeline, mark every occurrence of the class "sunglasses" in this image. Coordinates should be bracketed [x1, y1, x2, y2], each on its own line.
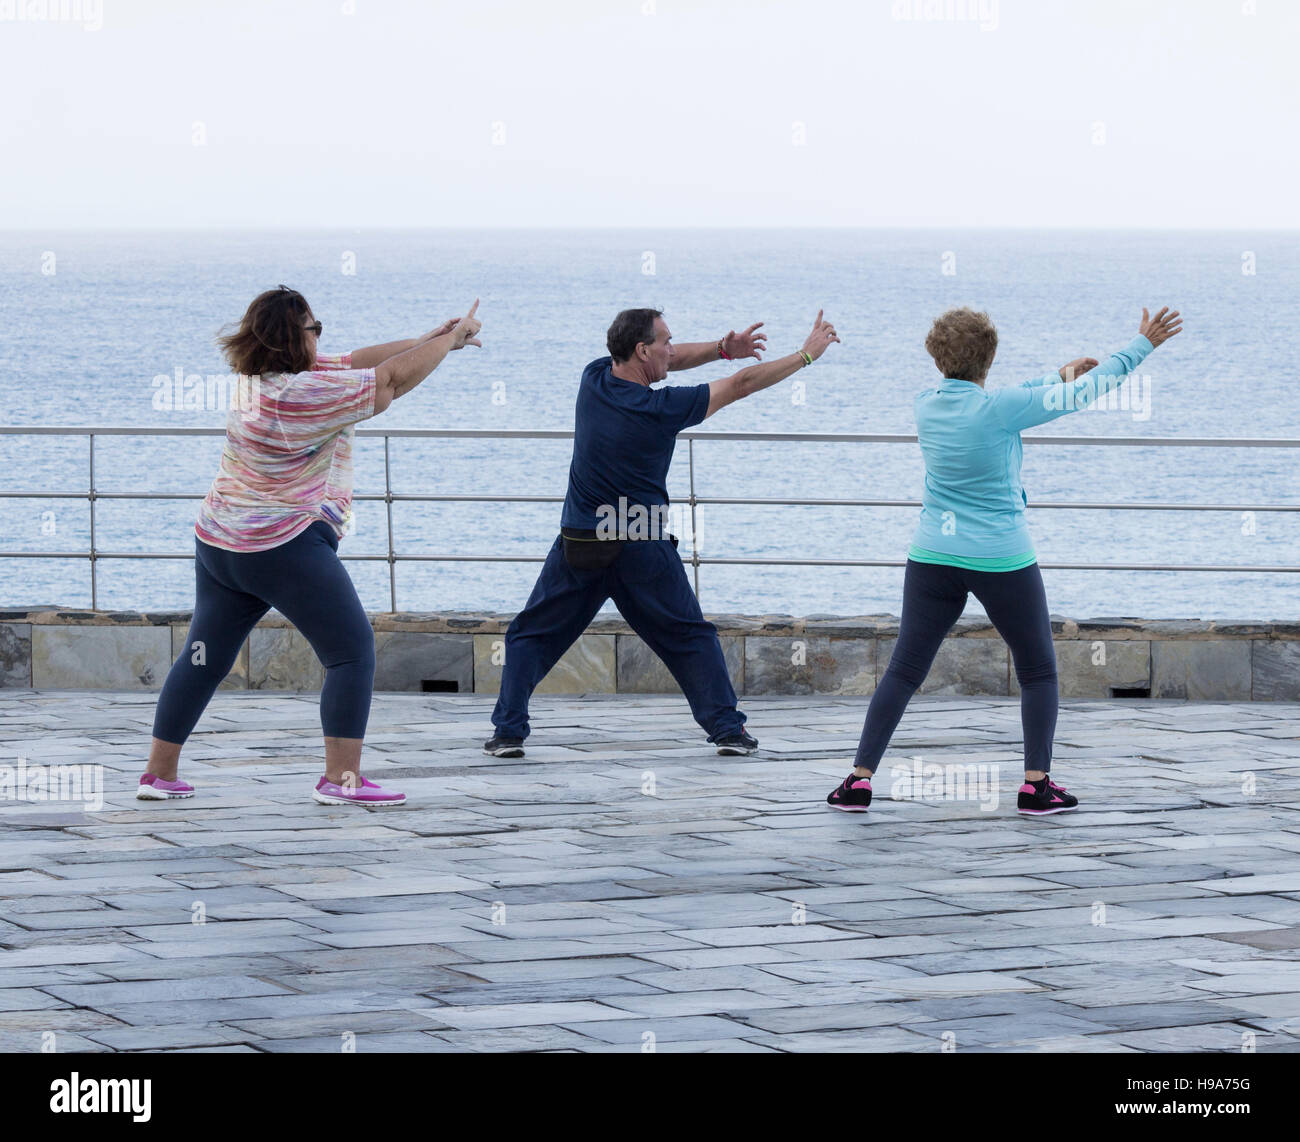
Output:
[304, 321, 323, 337]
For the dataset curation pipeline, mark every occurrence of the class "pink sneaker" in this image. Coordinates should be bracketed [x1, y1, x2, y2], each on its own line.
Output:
[312, 775, 406, 807]
[137, 773, 195, 800]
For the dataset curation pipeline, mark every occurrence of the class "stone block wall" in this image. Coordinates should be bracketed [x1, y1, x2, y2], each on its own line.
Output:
[1, 610, 1296, 701]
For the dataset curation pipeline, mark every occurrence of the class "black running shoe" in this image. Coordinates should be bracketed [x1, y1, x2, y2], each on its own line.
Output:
[483, 736, 525, 758]
[826, 772, 873, 812]
[1017, 776, 1078, 816]
[715, 730, 759, 756]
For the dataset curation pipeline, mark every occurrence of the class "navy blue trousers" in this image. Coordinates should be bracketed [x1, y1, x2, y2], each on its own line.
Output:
[855, 559, 1059, 773]
[492, 535, 745, 742]
[152, 521, 375, 744]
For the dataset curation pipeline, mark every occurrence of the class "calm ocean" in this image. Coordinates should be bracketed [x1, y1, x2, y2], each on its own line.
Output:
[1, 229, 1297, 620]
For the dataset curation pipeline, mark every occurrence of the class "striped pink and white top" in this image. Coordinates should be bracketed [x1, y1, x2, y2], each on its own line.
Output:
[195, 353, 377, 553]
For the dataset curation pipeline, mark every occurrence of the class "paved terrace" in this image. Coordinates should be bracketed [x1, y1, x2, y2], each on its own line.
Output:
[1, 690, 1299, 1053]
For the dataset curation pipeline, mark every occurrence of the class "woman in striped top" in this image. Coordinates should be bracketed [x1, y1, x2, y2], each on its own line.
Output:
[139, 286, 482, 807]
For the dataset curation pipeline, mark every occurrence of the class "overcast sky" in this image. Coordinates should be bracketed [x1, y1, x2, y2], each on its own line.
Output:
[2, 0, 1296, 228]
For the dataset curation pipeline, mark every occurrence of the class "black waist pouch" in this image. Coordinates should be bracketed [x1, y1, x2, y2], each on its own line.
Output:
[561, 528, 625, 571]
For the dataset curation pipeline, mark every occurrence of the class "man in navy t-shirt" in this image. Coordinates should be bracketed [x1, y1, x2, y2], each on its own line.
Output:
[560, 354, 709, 535]
[486, 306, 841, 757]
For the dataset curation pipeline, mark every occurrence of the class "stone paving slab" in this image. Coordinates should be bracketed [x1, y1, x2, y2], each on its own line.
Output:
[0, 689, 1298, 1052]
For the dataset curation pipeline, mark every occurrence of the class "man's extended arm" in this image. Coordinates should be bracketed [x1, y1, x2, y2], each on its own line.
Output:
[704, 311, 839, 419]
[668, 323, 767, 371]
[667, 343, 724, 371]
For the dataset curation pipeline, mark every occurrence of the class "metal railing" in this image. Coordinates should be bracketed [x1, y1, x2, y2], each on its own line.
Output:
[2, 425, 1299, 611]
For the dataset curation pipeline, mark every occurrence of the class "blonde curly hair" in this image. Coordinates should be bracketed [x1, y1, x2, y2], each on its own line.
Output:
[925, 307, 998, 383]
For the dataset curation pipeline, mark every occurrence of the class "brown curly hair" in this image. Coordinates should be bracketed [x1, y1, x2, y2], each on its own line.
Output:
[218, 285, 316, 377]
[925, 307, 998, 383]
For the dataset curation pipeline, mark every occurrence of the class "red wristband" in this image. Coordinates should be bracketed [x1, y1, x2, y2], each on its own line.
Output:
[717, 340, 731, 361]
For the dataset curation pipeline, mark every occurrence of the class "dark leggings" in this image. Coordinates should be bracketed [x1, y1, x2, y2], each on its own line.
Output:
[855, 559, 1058, 773]
[152, 521, 375, 744]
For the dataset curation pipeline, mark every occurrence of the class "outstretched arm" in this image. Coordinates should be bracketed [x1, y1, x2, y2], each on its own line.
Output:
[704, 311, 839, 419]
[994, 306, 1182, 431]
[350, 317, 460, 370]
[1020, 356, 1100, 388]
[371, 300, 482, 416]
[669, 323, 767, 371]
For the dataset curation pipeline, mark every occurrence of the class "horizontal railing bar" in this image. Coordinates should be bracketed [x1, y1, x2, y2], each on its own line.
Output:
[693, 434, 1300, 448]
[0, 551, 549, 564]
[692, 497, 1300, 513]
[0, 492, 568, 504]
[0, 490, 1296, 513]
[2, 550, 1296, 574]
[0, 492, 210, 501]
[2, 426, 1298, 448]
[695, 558, 1300, 572]
[5, 429, 1297, 599]
[0, 492, 98, 500]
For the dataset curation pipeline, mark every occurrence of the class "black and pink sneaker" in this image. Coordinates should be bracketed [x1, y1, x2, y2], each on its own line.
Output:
[826, 773, 872, 812]
[1017, 776, 1078, 816]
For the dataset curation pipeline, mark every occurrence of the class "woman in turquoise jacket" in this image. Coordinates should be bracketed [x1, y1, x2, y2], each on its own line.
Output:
[827, 305, 1182, 816]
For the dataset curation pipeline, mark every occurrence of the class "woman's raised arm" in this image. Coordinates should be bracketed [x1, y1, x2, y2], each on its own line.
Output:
[371, 300, 482, 416]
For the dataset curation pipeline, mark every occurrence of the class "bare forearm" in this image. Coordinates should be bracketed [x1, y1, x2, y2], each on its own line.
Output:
[705, 311, 835, 419]
[705, 352, 806, 419]
[667, 342, 720, 371]
[351, 337, 424, 370]
[383, 335, 454, 400]
[733, 352, 806, 397]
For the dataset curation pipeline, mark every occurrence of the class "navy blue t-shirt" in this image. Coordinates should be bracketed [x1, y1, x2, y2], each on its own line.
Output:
[560, 356, 711, 532]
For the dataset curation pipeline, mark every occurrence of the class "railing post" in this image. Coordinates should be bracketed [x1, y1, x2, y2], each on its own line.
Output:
[688, 438, 701, 598]
[88, 433, 97, 611]
[384, 435, 397, 613]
